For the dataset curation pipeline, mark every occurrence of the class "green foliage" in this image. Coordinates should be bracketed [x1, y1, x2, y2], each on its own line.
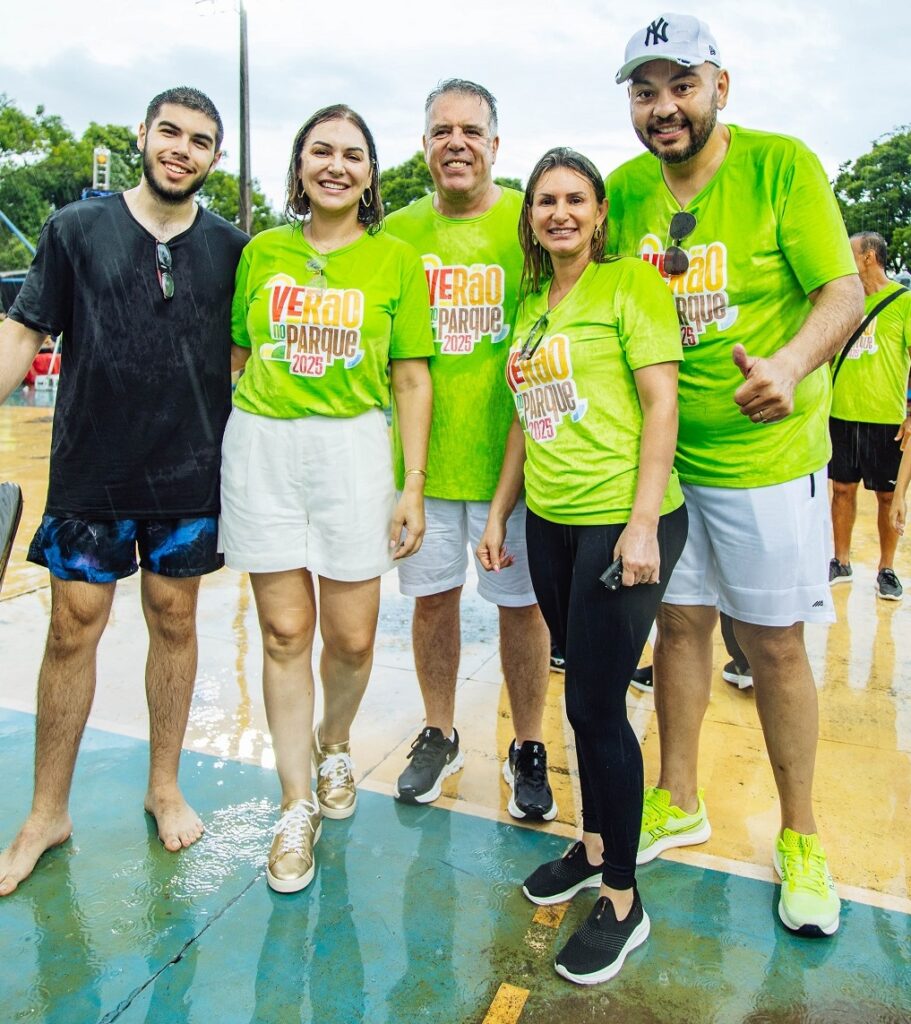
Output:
[495, 175, 523, 191]
[199, 169, 281, 234]
[380, 152, 433, 213]
[379, 151, 524, 213]
[0, 96, 279, 269]
[834, 126, 911, 272]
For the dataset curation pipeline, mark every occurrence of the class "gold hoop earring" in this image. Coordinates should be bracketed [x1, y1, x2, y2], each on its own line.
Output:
[532, 235, 540, 247]
[593, 224, 604, 243]
[361, 187, 373, 209]
[297, 180, 305, 199]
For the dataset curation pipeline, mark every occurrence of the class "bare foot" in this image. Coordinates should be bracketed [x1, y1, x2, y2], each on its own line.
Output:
[144, 787, 204, 852]
[0, 812, 73, 896]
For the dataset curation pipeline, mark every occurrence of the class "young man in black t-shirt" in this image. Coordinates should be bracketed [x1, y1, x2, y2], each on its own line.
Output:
[0, 87, 248, 895]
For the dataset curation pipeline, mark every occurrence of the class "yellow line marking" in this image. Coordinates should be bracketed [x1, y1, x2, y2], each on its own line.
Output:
[482, 983, 529, 1024]
[532, 903, 568, 929]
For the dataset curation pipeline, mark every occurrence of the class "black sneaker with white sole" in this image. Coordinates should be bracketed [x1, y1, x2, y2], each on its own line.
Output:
[394, 727, 464, 804]
[629, 665, 653, 693]
[522, 841, 603, 905]
[503, 739, 557, 820]
[876, 568, 903, 601]
[554, 889, 650, 986]
[722, 659, 753, 690]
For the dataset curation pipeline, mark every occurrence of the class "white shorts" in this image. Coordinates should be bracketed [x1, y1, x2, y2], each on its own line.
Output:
[663, 470, 834, 627]
[219, 407, 394, 581]
[397, 497, 537, 607]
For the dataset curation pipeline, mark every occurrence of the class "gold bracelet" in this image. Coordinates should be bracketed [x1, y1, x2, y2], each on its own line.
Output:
[404, 468, 427, 478]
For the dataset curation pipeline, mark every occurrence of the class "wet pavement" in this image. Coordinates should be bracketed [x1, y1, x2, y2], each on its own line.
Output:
[1, 394, 910, 1022]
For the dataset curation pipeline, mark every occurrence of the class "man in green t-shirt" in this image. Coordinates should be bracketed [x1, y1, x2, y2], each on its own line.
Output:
[384, 79, 554, 820]
[609, 14, 863, 937]
[829, 232, 911, 600]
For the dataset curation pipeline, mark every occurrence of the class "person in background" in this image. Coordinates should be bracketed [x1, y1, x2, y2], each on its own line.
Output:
[829, 231, 910, 600]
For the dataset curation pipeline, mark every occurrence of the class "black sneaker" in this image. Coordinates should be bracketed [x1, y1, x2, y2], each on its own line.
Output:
[503, 739, 557, 821]
[394, 727, 464, 804]
[549, 644, 565, 673]
[829, 558, 853, 585]
[522, 841, 603, 905]
[721, 660, 753, 690]
[876, 568, 903, 601]
[554, 889, 650, 986]
[629, 665, 653, 693]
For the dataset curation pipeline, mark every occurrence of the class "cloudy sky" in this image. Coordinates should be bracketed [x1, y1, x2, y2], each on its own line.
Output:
[2, 0, 909, 212]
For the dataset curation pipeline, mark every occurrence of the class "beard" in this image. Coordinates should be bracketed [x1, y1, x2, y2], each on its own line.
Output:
[142, 148, 211, 204]
[636, 96, 718, 165]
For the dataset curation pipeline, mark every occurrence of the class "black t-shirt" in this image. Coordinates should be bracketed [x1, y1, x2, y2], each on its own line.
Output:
[9, 195, 248, 518]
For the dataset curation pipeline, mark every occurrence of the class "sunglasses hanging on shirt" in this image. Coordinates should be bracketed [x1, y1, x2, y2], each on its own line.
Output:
[664, 211, 697, 277]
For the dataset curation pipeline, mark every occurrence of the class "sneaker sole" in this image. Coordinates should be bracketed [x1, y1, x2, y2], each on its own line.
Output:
[721, 669, 753, 690]
[266, 821, 322, 894]
[502, 758, 558, 821]
[318, 796, 357, 820]
[829, 576, 852, 586]
[773, 851, 840, 937]
[629, 679, 653, 694]
[394, 750, 464, 804]
[636, 819, 712, 865]
[876, 590, 903, 601]
[554, 913, 650, 985]
[522, 873, 602, 906]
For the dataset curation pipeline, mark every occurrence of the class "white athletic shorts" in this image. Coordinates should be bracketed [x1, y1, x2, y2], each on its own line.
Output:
[663, 469, 835, 627]
[219, 407, 394, 581]
[397, 497, 537, 607]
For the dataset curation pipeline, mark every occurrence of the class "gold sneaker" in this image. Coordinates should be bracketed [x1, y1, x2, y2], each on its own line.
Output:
[312, 723, 357, 819]
[266, 798, 322, 893]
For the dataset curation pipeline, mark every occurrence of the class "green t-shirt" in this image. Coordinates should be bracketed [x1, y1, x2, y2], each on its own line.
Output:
[509, 258, 685, 525]
[606, 125, 857, 488]
[831, 284, 911, 424]
[231, 224, 433, 419]
[384, 189, 524, 500]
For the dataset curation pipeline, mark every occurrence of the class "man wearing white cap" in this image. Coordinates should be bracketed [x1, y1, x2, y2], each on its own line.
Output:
[606, 14, 862, 937]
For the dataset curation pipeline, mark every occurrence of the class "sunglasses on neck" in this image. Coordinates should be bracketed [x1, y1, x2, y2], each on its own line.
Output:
[155, 241, 174, 300]
[664, 211, 697, 277]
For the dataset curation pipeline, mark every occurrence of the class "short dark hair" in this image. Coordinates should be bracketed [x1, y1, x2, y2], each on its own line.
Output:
[283, 104, 384, 234]
[145, 87, 224, 151]
[519, 147, 611, 295]
[851, 231, 888, 269]
[424, 79, 498, 136]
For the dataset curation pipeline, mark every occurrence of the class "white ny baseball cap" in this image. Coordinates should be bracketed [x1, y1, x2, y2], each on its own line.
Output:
[616, 13, 722, 84]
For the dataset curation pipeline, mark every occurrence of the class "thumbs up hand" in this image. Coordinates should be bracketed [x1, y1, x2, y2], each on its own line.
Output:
[731, 344, 798, 425]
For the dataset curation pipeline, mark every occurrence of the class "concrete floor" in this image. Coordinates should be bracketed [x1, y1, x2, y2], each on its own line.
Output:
[1, 394, 909, 1023]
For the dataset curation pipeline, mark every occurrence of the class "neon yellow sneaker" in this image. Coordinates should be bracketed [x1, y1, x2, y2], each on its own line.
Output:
[773, 829, 840, 936]
[637, 786, 711, 865]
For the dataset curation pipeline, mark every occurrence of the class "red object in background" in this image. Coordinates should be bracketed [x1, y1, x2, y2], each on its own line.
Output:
[23, 351, 61, 386]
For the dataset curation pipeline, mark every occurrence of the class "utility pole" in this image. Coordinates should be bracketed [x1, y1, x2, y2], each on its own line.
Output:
[238, 0, 252, 234]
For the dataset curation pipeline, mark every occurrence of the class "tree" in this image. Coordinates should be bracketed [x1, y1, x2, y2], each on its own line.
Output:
[0, 96, 280, 270]
[199, 169, 280, 234]
[834, 126, 911, 272]
[379, 151, 524, 214]
[380, 152, 433, 213]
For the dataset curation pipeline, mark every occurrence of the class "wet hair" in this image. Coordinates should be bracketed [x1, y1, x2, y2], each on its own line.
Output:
[851, 231, 888, 269]
[284, 104, 384, 234]
[145, 87, 224, 151]
[424, 79, 498, 136]
[519, 147, 611, 295]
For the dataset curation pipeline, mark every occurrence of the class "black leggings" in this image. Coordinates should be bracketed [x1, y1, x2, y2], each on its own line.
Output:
[526, 504, 688, 889]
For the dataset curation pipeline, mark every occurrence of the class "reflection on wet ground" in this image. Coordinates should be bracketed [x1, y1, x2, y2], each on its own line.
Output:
[1, 396, 910, 1021]
[2, 710, 909, 1024]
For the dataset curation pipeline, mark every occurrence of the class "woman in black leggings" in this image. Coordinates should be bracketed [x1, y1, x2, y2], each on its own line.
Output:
[477, 148, 687, 986]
